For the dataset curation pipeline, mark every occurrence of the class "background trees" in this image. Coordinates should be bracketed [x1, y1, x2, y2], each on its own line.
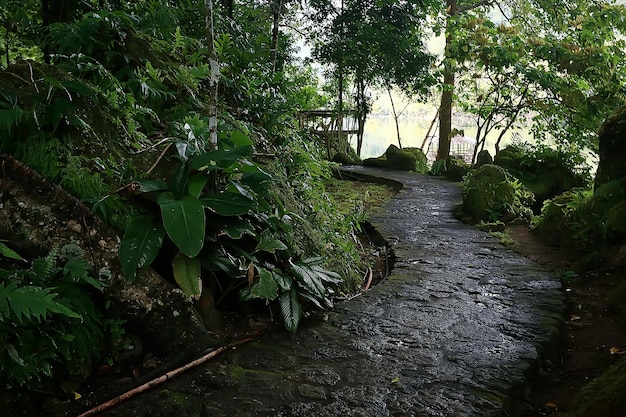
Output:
[437, 0, 626, 161]
[306, 0, 437, 156]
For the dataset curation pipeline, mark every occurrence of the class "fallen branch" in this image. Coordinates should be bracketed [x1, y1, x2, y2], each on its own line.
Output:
[76, 336, 254, 417]
[146, 142, 173, 175]
[363, 267, 373, 291]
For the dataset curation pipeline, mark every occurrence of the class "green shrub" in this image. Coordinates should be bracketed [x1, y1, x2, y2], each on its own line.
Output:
[462, 164, 534, 223]
[0, 244, 105, 386]
[493, 143, 590, 209]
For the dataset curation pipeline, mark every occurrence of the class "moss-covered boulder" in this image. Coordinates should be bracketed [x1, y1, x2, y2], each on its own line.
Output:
[533, 179, 626, 265]
[385, 144, 419, 171]
[568, 357, 626, 417]
[403, 147, 429, 173]
[363, 145, 428, 172]
[494, 145, 587, 210]
[462, 164, 534, 223]
[445, 157, 470, 181]
[589, 178, 626, 240]
[532, 190, 590, 248]
[607, 201, 626, 235]
[595, 104, 626, 189]
[362, 155, 389, 168]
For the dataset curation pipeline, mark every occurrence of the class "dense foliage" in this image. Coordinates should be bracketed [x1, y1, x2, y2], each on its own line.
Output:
[446, 0, 626, 158]
[0, 0, 394, 391]
[1, 0, 624, 405]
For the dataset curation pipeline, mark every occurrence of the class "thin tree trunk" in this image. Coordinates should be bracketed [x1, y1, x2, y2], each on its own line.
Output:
[204, 0, 219, 149]
[270, 0, 283, 73]
[421, 105, 440, 150]
[336, 0, 345, 153]
[437, 0, 458, 161]
[388, 87, 402, 149]
[355, 77, 367, 156]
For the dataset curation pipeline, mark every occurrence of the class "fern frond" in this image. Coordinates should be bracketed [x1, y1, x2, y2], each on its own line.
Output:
[0, 282, 81, 324]
[32, 246, 60, 280]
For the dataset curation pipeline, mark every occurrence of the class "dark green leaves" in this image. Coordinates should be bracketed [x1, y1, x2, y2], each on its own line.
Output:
[250, 267, 278, 300]
[279, 288, 302, 333]
[0, 282, 81, 324]
[119, 216, 165, 280]
[158, 192, 206, 257]
[189, 145, 254, 171]
[172, 253, 202, 297]
[202, 193, 255, 216]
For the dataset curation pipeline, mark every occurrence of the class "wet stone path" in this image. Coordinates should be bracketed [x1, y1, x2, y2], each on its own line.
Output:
[105, 169, 565, 417]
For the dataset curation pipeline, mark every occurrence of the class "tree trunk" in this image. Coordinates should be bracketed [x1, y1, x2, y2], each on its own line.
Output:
[337, 0, 345, 153]
[437, 0, 458, 161]
[204, 0, 219, 149]
[388, 87, 402, 149]
[355, 77, 367, 157]
[270, 0, 283, 73]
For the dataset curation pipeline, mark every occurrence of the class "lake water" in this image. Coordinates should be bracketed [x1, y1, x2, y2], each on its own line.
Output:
[351, 113, 522, 162]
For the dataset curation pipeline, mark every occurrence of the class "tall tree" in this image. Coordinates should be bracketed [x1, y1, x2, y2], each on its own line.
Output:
[437, 0, 492, 160]
[309, 0, 436, 156]
[205, 0, 219, 148]
[447, 0, 626, 158]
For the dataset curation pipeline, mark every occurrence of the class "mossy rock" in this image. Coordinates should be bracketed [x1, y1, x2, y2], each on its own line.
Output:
[385, 144, 419, 171]
[476, 149, 493, 167]
[589, 178, 626, 240]
[362, 156, 389, 168]
[493, 146, 524, 171]
[532, 191, 582, 247]
[596, 104, 626, 188]
[607, 200, 626, 235]
[445, 157, 470, 181]
[332, 152, 357, 165]
[494, 145, 587, 210]
[362, 145, 427, 172]
[403, 147, 429, 173]
[462, 164, 517, 223]
[568, 357, 626, 417]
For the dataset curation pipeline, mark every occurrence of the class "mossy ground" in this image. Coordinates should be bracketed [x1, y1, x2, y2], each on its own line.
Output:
[507, 224, 626, 417]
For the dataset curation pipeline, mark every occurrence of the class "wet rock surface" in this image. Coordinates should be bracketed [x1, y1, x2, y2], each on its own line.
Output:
[95, 169, 565, 417]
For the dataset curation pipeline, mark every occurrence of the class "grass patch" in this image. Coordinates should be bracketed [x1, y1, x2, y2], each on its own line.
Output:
[325, 179, 397, 217]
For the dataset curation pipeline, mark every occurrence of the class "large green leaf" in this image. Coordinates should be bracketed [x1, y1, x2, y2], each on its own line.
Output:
[119, 216, 165, 280]
[250, 267, 278, 301]
[241, 170, 272, 194]
[0, 241, 23, 261]
[0, 282, 81, 324]
[254, 230, 288, 254]
[202, 192, 255, 216]
[229, 130, 253, 146]
[222, 219, 255, 239]
[289, 257, 325, 298]
[187, 172, 210, 198]
[136, 179, 167, 193]
[158, 192, 206, 257]
[279, 287, 302, 333]
[172, 253, 202, 297]
[189, 145, 254, 171]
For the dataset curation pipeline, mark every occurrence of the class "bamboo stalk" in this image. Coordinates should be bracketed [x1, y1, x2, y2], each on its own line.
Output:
[77, 337, 254, 417]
